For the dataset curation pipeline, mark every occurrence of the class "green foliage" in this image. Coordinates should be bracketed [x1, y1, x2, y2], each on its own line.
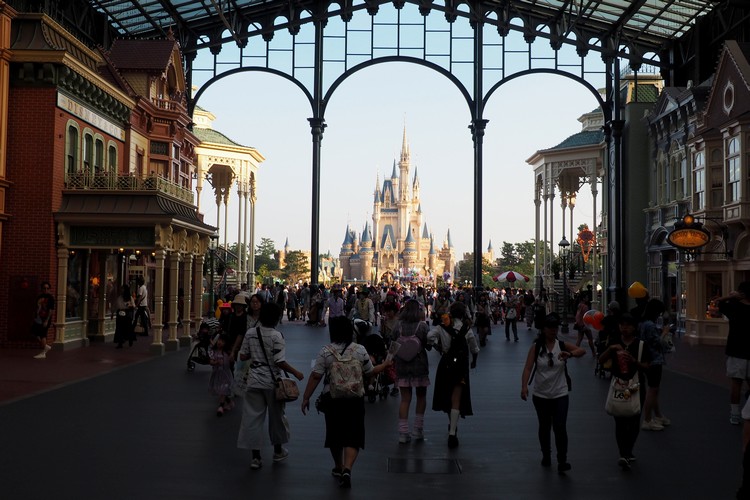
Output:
[282, 250, 310, 284]
[255, 237, 279, 273]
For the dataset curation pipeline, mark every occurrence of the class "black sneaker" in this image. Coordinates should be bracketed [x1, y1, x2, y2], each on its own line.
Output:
[331, 468, 342, 478]
[558, 462, 571, 473]
[541, 456, 552, 467]
[339, 469, 351, 488]
[447, 435, 459, 449]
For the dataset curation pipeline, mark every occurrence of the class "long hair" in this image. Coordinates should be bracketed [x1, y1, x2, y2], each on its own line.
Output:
[399, 299, 422, 323]
[642, 298, 666, 322]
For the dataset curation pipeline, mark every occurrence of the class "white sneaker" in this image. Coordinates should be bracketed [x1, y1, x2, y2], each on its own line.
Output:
[731, 414, 742, 425]
[250, 458, 262, 470]
[412, 428, 424, 441]
[44, 344, 51, 351]
[398, 433, 411, 444]
[33, 352, 46, 359]
[272, 448, 289, 462]
[654, 416, 671, 426]
[641, 420, 664, 431]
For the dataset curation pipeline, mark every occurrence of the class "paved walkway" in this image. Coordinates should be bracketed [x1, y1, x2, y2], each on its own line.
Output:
[0, 321, 741, 499]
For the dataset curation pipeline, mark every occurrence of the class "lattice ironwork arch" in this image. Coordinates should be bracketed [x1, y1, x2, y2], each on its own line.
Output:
[321, 55, 474, 118]
[190, 66, 315, 117]
[483, 68, 608, 121]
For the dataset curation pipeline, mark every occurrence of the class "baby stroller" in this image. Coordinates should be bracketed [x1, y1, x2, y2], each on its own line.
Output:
[187, 318, 221, 371]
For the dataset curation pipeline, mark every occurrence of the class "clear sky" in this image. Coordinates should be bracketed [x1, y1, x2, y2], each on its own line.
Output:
[191, 27, 604, 261]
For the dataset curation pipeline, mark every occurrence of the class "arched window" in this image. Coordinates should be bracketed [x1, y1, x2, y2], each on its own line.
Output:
[66, 124, 79, 174]
[727, 137, 741, 203]
[94, 138, 104, 174]
[83, 133, 94, 175]
[108, 144, 117, 173]
[693, 151, 705, 210]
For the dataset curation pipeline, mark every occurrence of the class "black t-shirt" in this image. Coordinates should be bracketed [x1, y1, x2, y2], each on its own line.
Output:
[718, 299, 750, 359]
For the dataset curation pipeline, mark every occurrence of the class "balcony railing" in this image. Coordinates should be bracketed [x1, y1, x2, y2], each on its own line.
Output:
[65, 172, 194, 204]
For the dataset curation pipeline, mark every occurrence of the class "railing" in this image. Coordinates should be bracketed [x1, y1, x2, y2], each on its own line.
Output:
[64, 172, 194, 204]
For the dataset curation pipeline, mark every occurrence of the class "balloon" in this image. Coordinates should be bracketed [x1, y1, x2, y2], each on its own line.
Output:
[628, 281, 648, 299]
[583, 309, 598, 325]
[591, 311, 605, 331]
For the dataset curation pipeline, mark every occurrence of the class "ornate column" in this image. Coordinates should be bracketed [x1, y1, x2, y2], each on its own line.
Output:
[80, 250, 90, 343]
[309, 18, 326, 287]
[591, 175, 599, 310]
[193, 244, 206, 320]
[180, 247, 194, 346]
[534, 185, 542, 294]
[242, 184, 250, 285]
[166, 250, 181, 351]
[151, 248, 167, 355]
[53, 248, 70, 348]
[236, 181, 244, 283]
[248, 188, 257, 288]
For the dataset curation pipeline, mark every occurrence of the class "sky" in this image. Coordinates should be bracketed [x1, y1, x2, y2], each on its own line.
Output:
[190, 16, 605, 261]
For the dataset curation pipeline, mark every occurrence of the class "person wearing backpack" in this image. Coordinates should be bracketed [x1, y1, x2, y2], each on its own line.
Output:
[427, 301, 479, 449]
[300, 316, 392, 489]
[393, 299, 431, 444]
[521, 312, 585, 473]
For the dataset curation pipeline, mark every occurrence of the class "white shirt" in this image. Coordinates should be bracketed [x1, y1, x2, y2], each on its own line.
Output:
[137, 284, 148, 307]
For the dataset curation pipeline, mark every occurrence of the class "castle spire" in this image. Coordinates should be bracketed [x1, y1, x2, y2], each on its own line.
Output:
[400, 125, 409, 163]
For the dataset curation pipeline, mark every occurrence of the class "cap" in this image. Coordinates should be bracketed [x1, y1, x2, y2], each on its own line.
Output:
[607, 301, 621, 311]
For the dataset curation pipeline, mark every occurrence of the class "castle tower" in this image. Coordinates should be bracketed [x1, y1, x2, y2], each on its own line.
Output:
[340, 225, 354, 280]
[360, 221, 374, 283]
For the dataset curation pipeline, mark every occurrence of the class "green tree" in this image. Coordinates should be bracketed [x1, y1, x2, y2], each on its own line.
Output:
[255, 237, 279, 273]
[282, 250, 310, 284]
[456, 253, 496, 289]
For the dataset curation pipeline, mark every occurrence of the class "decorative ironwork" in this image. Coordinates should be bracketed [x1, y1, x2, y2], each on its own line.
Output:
[64, 172, 195, 203]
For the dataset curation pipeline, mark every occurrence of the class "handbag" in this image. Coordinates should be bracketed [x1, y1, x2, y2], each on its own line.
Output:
[605, 341, 643, 417]
[256, 327, 299, 402]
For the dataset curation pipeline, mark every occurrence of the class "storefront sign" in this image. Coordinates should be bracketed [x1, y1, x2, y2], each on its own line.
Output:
[667, 215, 710, 250]
[57, 93, 126, 141]
[70, 226, 154, 248]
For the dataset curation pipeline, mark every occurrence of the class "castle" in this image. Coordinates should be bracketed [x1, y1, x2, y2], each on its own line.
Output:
[339, 129, 456, 284]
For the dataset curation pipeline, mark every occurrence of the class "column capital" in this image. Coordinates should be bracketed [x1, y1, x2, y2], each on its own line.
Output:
[308, 117, 327, 139]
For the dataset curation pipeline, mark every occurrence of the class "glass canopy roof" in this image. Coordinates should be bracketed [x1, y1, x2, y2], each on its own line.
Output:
[88, 0, 720, 58]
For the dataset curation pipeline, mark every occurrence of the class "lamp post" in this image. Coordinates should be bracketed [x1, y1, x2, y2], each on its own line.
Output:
[558, 236, 570, 334]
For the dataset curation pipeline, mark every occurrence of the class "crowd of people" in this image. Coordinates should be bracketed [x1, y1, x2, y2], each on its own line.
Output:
[48, 276, 745, 494]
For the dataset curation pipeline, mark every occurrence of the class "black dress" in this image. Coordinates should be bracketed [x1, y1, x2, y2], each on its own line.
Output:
[113, 299, 135, 345]
[432, 325, 473, 417]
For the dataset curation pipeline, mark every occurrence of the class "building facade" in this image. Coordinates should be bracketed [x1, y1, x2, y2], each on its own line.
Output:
[1, 11, 215, 351]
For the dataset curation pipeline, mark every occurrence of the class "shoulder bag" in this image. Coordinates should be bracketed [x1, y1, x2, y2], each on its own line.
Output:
[256, 327, 299, 402]
[604, 341, 643, 417]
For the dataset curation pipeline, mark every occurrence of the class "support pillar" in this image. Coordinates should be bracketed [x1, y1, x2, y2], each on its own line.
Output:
[53, 248, 70, 349]
[193, 253, 205, 322]
[180, 252, 194, 346]
[470, 16, 486, 289]
[166, 251, 180, 351]
[151, 248, 166, 355]
[309, 19, 326, 287]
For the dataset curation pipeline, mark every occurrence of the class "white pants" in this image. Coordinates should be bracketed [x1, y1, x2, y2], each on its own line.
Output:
[237, 388, 290, 450]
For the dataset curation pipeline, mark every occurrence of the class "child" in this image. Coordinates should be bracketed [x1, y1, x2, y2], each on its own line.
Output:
[209, 333, 234, 416]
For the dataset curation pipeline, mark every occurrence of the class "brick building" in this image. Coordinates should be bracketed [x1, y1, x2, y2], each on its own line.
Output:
[0, 9, 214, 352]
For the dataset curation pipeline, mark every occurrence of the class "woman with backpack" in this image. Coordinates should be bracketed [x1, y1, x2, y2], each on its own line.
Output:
[393, 299, 431, 444]
[520, 312, 585, 473]
[300, 316, 392, 489]
[428, 301, 479, 448]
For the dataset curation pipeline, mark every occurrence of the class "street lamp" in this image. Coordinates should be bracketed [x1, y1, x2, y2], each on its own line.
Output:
[558, 236, 570, 334]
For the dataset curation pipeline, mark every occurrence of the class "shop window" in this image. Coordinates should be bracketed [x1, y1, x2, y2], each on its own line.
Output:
[66, 252, 83, 319]
[705, 273, 723, 319]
